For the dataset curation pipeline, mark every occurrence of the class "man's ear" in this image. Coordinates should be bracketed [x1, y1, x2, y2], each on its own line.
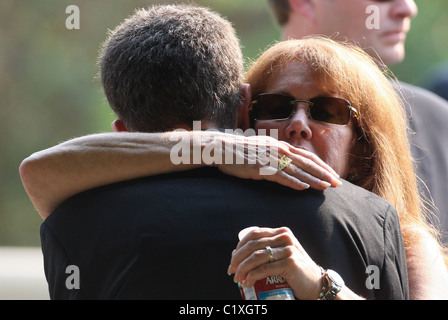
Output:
[111, 119, 128, 132]
[237, 83, 252, 130]
[288, 0, 315, 20]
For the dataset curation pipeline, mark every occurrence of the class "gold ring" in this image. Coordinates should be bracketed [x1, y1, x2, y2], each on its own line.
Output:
[266, 246, 275, 263]
[278, 155, 293, 171]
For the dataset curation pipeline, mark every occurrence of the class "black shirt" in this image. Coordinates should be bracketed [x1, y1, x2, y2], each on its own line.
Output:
[395, 81, 448, 245]
[41, 167, 409, 299]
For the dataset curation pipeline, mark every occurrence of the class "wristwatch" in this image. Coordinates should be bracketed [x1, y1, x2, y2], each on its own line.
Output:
[318, 268, 345, 300]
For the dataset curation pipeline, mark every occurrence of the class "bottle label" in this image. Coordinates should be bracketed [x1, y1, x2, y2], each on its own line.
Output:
[239, 276, 295, 300]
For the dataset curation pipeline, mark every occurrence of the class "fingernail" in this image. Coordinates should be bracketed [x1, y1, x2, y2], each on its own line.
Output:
[332, 179, 342, 187]
[319, 181, 331, 188]
[227, 266, 233, 276]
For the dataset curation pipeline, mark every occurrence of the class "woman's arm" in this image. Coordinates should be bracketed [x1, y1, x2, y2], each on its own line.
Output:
[20, 131, 187, 219]
[20, 130, 341, 219]
[404, 227, 448, 299]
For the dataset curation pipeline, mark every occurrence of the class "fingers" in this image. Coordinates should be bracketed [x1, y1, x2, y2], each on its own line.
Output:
[282, 163, 330, 190]
[260, 168, 312, 191]
[228, 227, 295, 278]
[290, 145, 339, 178]
[228, 227, 323, 299]
[284, 149, 341, 188]
[243, 140, 342, 189]
[216, 134, 342, 189]
[245, 159, 339, 192]
[235, 227, 291, 252]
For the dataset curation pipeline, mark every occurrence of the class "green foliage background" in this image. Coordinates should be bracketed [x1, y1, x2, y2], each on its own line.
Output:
[1, 0, 447, 246]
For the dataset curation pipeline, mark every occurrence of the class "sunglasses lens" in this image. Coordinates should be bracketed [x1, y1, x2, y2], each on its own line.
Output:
[252, 94, 352, 125]
[253, 95, 294, 120]
[309, 97, 351, 125]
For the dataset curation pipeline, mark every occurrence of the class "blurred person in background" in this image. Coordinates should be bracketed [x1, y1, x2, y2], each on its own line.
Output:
[268, 0, 448, 246]
[424, 63, 448, 101]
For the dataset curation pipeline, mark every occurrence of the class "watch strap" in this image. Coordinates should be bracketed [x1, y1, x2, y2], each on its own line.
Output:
[317, 267, 343, 300]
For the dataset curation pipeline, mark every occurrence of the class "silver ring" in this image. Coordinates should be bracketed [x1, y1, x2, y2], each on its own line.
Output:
[266, 246, 275, 263]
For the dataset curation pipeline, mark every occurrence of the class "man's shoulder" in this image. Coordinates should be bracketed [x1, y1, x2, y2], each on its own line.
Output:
[323, 180, 398, 224]
[395, 80, 439, 98]
[52, 167, 392, 211]
[49, 167, 397, 231]
[48, 167, 254, 218]
[393, 80, 448, 113]
[328, 180, 392, 206]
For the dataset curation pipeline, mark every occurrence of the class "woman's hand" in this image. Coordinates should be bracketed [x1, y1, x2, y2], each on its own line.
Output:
[227, 227, 323, 300]
[206, 133, 342, 191]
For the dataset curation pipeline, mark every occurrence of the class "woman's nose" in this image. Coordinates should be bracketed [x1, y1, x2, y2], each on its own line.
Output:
[285, 108, 312, 140]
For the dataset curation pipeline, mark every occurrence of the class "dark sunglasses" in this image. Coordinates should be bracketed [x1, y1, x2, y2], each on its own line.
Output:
[250, 93, 358, 126]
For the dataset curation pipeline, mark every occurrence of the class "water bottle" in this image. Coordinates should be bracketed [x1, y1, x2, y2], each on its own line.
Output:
[237, 227, 295, 300]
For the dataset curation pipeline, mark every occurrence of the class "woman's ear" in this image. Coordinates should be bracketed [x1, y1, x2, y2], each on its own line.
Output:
[111, 119, 128, 132]
[237, 83, 252, 130]
[348, 132, 372, 185]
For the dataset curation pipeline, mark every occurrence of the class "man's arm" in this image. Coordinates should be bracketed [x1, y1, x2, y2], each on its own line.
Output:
[20, 130, 341, 219]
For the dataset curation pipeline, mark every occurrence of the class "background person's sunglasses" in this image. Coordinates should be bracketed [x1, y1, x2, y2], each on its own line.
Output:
[250, 93, 358, 125]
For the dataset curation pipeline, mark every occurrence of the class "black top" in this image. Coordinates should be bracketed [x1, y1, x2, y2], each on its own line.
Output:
[41, 167, 409, 300]
[397, 81, 448, 244]
[425, 63, 448, 101]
